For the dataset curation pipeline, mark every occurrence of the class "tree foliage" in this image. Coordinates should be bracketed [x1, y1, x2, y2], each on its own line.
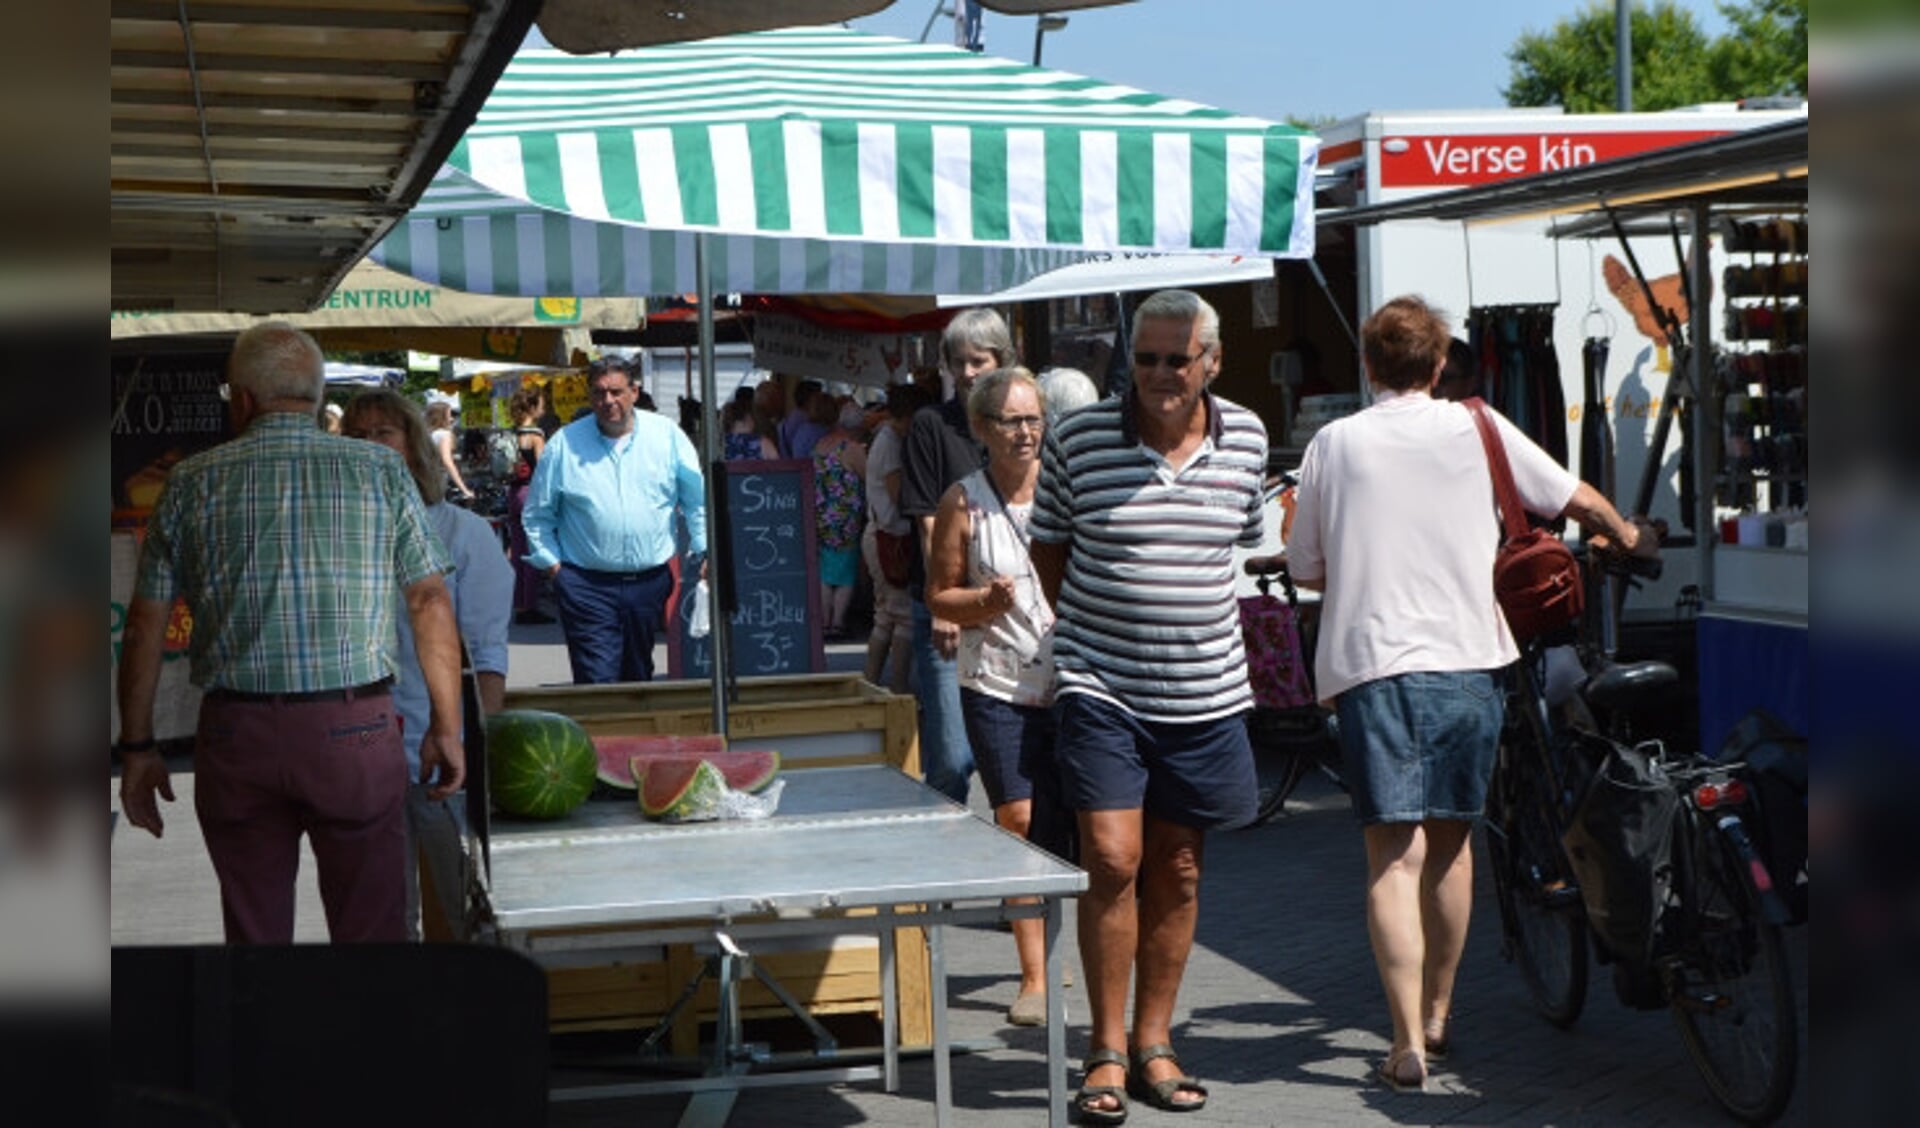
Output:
[1504, 0, 1807, 112]
[1707, 0, 1808, 99]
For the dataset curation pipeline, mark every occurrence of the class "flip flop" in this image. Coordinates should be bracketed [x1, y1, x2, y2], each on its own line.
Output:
[1127, 1043, 1207, 1112]
[1075, 1048, 1129, 1125]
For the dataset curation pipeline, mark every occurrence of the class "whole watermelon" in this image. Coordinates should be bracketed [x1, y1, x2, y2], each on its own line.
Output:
[486, 709, 598, 819]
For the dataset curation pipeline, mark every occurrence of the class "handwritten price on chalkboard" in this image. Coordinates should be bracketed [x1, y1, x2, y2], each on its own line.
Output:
[751, 630, 795, 670]
[738, 523, 796, 572]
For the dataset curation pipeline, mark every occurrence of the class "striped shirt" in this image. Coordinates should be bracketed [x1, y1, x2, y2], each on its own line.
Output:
[134, 412, 450, 694]
[1031, 393, 1268, 722]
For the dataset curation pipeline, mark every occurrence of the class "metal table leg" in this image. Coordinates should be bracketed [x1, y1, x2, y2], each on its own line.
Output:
[929, 904, 952, 1128]
[1043, 897, 1066, 1127]
[879, 907, 899, 1093]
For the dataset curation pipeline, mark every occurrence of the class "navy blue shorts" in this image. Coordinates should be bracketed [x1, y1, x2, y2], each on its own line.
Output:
[1335, 670, 1503, 825]
[960, 688, 1040, 807]
[1053, 692, 1258, 831]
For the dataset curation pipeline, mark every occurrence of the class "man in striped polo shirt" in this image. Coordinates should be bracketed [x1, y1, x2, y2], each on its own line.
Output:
[1032, 290, 1266, 1117]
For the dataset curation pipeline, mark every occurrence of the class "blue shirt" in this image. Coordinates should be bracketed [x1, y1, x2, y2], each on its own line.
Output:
[522, 411, 707, 572]
[393, 501, 513, 775]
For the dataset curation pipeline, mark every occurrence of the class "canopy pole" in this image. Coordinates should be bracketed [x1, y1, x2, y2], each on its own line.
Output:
[1689, 202, 1716, 601]
[695, 233, 730, 735]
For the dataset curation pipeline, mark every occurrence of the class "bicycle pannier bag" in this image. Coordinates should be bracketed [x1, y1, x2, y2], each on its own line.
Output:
[1465, 398, 1584, 642]
[1237, 593, 1316, 711]
[1561, 737, 1678, 967]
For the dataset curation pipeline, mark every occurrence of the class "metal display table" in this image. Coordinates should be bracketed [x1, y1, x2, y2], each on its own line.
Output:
[476, 765, 1088, 1126]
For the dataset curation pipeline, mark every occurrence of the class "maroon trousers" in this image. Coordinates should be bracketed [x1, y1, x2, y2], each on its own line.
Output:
[193, 689, 410, 943]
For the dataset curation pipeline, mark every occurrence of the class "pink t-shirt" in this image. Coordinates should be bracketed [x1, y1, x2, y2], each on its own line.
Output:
[1286, 390, 1578, 700]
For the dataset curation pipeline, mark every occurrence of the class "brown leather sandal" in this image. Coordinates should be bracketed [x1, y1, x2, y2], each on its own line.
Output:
[1127, 1043, 1208, 1112]
[1076, 1048, 1129, 1124]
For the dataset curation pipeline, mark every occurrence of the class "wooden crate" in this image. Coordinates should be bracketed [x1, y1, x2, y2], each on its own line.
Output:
[499, 674, 932, 1049]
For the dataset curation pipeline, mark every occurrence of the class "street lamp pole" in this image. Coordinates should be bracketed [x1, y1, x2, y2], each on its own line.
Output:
[1032, 15, 1068, 66]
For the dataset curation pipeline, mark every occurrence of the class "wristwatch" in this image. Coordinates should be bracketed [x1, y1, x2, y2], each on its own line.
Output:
[113, 737, 158, 759]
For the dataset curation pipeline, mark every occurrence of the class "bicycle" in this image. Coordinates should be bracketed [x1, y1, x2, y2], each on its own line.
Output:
[1485, 537, 1799, 1124]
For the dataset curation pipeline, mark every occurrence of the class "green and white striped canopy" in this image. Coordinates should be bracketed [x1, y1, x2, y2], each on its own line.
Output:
[377, 167, 1094, 297]
[373, 26, 1318, 297]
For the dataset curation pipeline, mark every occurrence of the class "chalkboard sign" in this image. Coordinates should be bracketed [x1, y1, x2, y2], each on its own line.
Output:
[668, 459, 825, 680]
[111, 351, 232, 516]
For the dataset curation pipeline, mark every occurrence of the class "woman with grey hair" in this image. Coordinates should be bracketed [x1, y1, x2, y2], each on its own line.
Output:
[900, 306, 1018, 804]
[927, 364, 1072, 1027]
[1037, 366, 1101, 424]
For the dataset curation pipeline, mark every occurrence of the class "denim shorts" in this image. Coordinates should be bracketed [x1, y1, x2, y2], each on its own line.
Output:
[1335, 670, 1503, 825]
[1053, 692, 1259, 831]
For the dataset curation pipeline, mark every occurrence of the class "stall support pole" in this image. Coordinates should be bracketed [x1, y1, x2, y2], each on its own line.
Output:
[1689, 202, 1717, 602]
[695, 233, 729, 734]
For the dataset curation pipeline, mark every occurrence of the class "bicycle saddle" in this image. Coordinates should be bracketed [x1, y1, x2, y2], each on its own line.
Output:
[1582, 660, 1680, 713]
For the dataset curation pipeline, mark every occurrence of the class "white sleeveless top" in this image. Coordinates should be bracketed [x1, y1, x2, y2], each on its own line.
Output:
[955, 469, 1056, 706]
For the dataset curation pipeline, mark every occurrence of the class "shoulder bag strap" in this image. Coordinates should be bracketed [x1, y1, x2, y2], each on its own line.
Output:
[1464, 397, 1529, 544]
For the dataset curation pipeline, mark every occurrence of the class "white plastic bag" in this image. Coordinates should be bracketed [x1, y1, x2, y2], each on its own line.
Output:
[688, 579, 711, 638]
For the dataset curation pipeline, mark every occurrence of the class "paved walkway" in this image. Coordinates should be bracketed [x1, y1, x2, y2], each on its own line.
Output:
[112, 620, 1808, 1125]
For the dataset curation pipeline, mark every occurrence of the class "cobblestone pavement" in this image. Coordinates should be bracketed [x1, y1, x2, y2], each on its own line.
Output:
[548, 767, 1809, 1127]
[113, 622, 1807, 1125]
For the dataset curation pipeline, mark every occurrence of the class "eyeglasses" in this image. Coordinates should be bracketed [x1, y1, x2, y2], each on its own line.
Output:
[1132, 347, 1212, 371]
[984, 413, 1045, 434]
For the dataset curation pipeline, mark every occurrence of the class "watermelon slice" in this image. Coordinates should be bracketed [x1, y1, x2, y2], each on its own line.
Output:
[628, 748, 781, 795]
[591, 733, 727, 790]
[637, 758, 728, 821]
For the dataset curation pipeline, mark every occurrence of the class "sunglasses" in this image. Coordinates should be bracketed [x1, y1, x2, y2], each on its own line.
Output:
[1132, 346, 1212, 371]
[983, 413, 1045, 434]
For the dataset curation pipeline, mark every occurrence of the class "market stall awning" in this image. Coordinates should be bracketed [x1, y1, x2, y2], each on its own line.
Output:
[376, 167, 1091, 297]
[372, 25, 1318, 297]
[1317, 118, 1806, 228]
[110, 0, 544, 313]
[110, 259, 642, 338]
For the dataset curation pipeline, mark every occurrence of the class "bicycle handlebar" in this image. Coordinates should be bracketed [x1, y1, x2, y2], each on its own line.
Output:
[1582, 517, 1666, 582]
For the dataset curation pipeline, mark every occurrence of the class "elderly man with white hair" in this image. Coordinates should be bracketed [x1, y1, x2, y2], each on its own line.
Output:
[115, 321, 464, 944]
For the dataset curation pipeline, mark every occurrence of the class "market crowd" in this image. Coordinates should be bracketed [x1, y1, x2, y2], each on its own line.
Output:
[116, 287, 1653, 1119]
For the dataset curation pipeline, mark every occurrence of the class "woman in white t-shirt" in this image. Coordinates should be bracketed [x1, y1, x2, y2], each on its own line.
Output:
[926, 366, 1070, 1029]
[1287, 295, 1652, 1093]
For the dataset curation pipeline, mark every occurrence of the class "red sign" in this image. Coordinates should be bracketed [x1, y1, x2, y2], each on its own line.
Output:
[1380, 130, 1729, 188]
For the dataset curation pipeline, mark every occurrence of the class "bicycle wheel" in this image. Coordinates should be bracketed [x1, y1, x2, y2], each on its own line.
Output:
[1244, 711, 1328, 827]
[1668, 821, 1799, 1124]
[1486, 751, 1588, 1028]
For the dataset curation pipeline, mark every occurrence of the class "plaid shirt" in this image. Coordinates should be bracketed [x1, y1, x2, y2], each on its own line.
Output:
[135, 412, 450, 694]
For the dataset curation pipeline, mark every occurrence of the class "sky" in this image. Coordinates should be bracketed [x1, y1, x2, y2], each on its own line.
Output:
[524, 2, 1736, 124]
[844, 0, 1734, 123]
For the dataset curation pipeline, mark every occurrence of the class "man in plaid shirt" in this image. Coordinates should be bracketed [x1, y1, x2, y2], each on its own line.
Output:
[115, 322, 464, 944]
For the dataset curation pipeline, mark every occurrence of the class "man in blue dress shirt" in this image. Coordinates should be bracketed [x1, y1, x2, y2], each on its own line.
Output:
[522, 358, 707, 683]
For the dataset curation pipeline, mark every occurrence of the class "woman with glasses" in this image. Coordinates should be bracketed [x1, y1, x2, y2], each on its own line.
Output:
[926, 365, 1072, 1028]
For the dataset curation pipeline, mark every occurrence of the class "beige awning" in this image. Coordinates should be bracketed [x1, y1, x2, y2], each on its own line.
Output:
[110, 259, 641, 366]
